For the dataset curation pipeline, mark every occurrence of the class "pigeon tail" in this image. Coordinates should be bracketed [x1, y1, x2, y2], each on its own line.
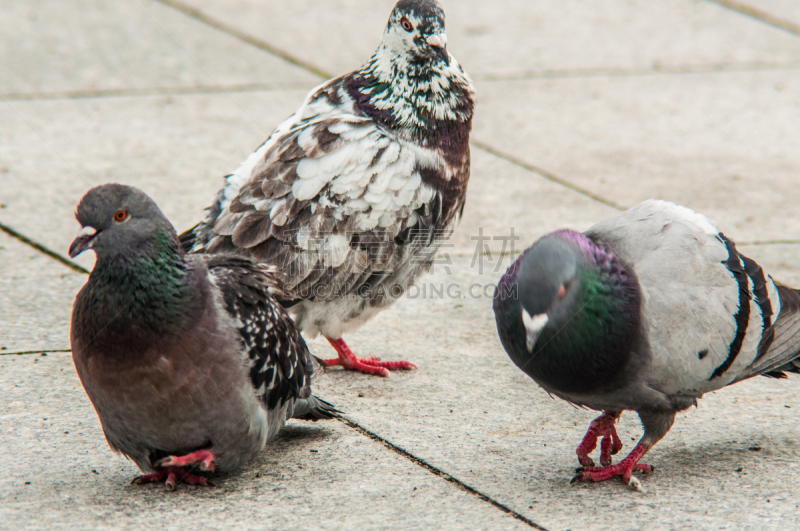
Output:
[178, 223, 199, 253]
[742, 284, 800, 381]
[291, 395, 341, 421]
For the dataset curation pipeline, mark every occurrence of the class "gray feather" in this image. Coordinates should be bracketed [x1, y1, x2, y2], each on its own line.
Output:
[70, 184, 337, 477]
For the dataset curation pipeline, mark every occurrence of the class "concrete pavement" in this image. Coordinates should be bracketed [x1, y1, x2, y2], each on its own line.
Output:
[3, 1, 800, 529]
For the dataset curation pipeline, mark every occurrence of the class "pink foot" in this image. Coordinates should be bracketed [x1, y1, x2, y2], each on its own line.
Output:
[324, 337, 417, 377]
[576, 411, 623, 467]
[572, 441, 654, 491]
[155, 449, 217, 471]
[131, 466, 213, 491]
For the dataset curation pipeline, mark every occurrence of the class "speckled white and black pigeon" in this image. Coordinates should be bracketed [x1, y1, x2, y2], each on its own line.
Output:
[69, 184, 337, 490]
[493, 200, 800, 491]
[180, 0, 475, 377]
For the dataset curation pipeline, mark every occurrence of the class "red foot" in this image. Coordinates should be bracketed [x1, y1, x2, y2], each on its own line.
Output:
[131, 466, 213, 491]
[324, 337, 417, 378]
[572, 441, 654, 490]
[155, 449, 217, 471]
[576, 411, 623, 467]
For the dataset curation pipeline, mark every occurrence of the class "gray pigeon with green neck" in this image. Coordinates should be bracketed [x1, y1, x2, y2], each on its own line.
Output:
[69, 184, 337, 490]
[493, 200, 800, 491]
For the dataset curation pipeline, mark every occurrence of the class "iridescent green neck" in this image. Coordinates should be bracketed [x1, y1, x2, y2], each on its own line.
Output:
[543, 266, 626, 348]
[87, 228, 193, 332]
[529, 262, 638, 393]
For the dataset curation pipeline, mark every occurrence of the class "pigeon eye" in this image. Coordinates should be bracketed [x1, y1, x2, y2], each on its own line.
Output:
[401, 17, 413, 32]
[114, 210, 129, 222]
[557, 284, 567, 298]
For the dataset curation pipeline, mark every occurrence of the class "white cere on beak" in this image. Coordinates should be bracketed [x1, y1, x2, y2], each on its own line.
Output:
[521, 308, 549, 352]
[76, 226, 98, 239]
[426, 33, 448, 49]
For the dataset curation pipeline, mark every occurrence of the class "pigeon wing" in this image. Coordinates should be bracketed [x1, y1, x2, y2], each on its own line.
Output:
[587, 200, 779, 396]
[196, 79, 445, 302]
[202, 255, 316, 408]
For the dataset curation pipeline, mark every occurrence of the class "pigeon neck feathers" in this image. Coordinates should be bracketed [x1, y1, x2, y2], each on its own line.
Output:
[347, 53, 474, 142]
[344, 0, 475, 144]
[497, 230, 641, 394]
[82, 225, 196, 335]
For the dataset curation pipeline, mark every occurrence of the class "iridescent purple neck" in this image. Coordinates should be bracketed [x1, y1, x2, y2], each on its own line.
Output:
[550, 229, 622, 275]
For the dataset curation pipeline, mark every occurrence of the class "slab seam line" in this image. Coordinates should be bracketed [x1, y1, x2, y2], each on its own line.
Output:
[0, 349, 70, 356]
[336, 416, 549, 530]
[0, 221, 90, 274]
[155, 0, 332, 80]
[705, 0, 800, 38]
[0, 82, 313, 102]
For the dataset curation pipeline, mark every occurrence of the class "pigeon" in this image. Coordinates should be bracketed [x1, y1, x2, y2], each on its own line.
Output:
[493, 200, 800, 491]
[180, 0, 476, 377]
[69, 184, 337, 490]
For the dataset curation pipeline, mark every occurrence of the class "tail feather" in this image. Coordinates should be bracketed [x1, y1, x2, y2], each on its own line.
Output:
[747, 284, 800, 382]
[291, 395, 341, 421]
[762, 359, 800, 379]
[179, 224, 199, 253]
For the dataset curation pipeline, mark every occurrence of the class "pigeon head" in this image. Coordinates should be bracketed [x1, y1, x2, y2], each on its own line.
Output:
[69, 184, 178, 261]
[384, 0, 449, 66]
[70, 184, 194, 332]
[496, 230, 641, 394]
[515, 235, 582, 352]
[348, 0, 475, 138]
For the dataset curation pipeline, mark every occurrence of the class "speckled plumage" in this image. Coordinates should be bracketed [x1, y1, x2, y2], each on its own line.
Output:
[494, 200, 800, 490]
[70, 184, 336, 487]
[181, 0, 474, 373]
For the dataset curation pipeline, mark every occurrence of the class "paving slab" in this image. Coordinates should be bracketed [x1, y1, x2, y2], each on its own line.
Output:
[0, 89, 308, 271]
[0, 352, 531, 531]
[446, 148, 619, 254]
[474, 69, 800, 244]
[308, 255, 800, 531]
[178, 0, 800, 79]
[0, 232, 85, 353]
[0, 0, 317, 97]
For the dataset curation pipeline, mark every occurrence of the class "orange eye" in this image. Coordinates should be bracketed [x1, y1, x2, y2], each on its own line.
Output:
[401, 17, 413, 32]
[557, 284, 567, 298]
[114, 210, 129, 222]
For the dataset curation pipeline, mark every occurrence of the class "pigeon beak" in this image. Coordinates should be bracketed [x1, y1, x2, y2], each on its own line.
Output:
[69, 226, 98, 258]
[426, 33, 448, 49]
[426, 33, 450, 64]
[521, 308, 549, 353]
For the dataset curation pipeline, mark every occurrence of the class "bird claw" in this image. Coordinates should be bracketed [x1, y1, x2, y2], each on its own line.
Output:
[154, 449, 217, 471]
[575, 412, 622, 468]
[571, 461, 654, 489]
[626, 475, 646, 494]
[131, 467, 214, 490]
[325, 337, 416, 377]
